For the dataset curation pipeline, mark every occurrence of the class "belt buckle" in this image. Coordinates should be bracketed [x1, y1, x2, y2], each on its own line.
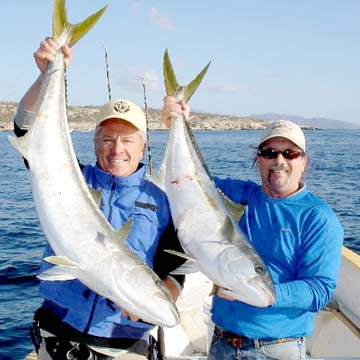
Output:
[230, 336, 242, 348]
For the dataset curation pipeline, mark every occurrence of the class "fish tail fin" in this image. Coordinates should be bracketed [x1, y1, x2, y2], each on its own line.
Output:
[163, 49, 210, 102]
[8, 134, 31, 161]
[53, 0, 107, 47]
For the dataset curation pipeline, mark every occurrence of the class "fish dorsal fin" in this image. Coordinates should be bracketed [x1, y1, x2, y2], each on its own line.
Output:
[8, 133, 31, 161]
[218, 189, 246, 223]
[163, 49, 211, 102]
[53, 0, 107, 47]
[184, 120, 212, 178]
[88, 186, 102, 208]
[112, 218, 133, 250]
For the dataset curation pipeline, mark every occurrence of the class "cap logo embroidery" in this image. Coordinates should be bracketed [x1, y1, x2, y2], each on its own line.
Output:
[113, 100, 130, 113]
[272, 123, 287, 130]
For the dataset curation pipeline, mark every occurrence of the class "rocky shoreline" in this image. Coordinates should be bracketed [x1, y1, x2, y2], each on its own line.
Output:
[0, 101, 269, 131]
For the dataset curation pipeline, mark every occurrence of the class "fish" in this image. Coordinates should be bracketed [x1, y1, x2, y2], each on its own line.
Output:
[8, 0, 180, 327]
[155, 50, 275, 307]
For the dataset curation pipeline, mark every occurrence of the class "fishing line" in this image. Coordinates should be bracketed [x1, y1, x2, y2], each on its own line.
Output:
[64, 68, 69, 108]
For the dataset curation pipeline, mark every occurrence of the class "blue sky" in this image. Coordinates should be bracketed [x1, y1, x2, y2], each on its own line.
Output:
[2, 0, 360, 125]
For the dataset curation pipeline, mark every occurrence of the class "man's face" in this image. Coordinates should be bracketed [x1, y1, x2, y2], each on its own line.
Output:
[94, 119, 145, 177]
[257, 137, 307, 198]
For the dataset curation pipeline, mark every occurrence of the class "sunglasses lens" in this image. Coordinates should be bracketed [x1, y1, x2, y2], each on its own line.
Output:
[258, 149, 304, 160]
[282, 150, 302, 159]
[258, 149, 277, 159]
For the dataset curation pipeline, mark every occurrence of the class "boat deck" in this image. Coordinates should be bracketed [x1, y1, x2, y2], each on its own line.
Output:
[26, 353, 359, 360]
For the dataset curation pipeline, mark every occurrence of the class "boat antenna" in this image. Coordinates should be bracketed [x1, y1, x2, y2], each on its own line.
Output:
[103, 45, 112, 101]
[141, 77, 153, 175]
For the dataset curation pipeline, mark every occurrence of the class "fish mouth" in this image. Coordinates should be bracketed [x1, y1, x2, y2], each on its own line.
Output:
[246, 277, 276, 307]
[148, 291, 180, 327]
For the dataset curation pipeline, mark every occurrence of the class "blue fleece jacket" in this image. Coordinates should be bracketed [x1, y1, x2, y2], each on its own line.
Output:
[39, 164, 174, 339]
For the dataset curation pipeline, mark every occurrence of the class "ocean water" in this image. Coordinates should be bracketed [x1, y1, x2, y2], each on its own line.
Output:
[1, 129, 359, 359]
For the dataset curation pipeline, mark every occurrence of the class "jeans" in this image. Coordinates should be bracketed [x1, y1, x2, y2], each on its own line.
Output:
[207, 332, 306, 360]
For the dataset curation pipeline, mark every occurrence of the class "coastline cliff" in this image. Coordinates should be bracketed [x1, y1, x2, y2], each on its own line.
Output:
[0, 102, 268, 131]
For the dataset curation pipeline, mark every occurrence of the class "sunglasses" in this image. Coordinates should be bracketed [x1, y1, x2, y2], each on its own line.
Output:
[257, 148, 305, 160]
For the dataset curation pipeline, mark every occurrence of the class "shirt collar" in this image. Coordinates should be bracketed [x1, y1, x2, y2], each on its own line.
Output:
[94, 163, 146, 189]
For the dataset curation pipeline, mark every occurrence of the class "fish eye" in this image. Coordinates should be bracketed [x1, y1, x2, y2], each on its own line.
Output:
[255, 266, 264, 275]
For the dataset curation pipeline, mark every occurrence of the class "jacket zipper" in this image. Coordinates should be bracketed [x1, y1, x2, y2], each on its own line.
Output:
[83, 293, 99, 333]
[84, 176, 115, 334]
[108, 175, 115, 222]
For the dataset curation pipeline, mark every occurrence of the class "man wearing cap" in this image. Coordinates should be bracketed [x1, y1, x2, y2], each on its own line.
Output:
[162, 97, 343, 360]
[14, 38, 185, 359]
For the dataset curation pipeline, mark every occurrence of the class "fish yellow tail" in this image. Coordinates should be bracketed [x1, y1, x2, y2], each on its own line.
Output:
[53, 0, 107, 47]
[163, 49, 210, 102]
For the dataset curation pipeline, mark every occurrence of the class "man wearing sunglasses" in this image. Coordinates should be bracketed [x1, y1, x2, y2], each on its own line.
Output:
[161, 97, 343, 360]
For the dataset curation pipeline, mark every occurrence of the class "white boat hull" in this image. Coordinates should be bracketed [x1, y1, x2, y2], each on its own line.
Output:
[162, 246, 360, 359]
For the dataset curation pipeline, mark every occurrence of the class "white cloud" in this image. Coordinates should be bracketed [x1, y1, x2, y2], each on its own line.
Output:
[131, 0, 141, 12]
[150, 7, 174, 31]
[114, 67, 161, 93]
[139, 69, 161, 92]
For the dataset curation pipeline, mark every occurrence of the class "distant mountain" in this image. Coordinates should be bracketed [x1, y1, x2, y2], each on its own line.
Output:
[249, 113, 360, 130]
[2, 101, 359, 131]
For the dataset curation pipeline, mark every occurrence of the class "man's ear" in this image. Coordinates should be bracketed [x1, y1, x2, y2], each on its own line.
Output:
[141, 142, 147, 157]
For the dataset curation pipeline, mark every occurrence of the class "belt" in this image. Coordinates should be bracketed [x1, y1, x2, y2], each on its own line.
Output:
[34, 307, 142, 349]
[214, 326, 304, 349]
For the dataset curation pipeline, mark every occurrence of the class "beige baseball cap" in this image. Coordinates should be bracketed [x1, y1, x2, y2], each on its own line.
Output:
[258, 120, 306, 151]
[95, 98, 147, 134]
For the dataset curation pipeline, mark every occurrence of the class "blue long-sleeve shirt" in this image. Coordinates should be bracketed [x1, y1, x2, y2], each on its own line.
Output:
[211, 178, 343, 339]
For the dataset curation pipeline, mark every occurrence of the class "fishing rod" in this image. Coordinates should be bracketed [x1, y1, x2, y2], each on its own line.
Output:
[103, 45, 112, 101]
[141, 77, 153, 175]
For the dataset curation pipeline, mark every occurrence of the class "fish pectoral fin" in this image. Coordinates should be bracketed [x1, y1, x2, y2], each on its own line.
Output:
[44, 255, 80, 268]
[169, 260, 200, 275]
[37, 266, 77, 281]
